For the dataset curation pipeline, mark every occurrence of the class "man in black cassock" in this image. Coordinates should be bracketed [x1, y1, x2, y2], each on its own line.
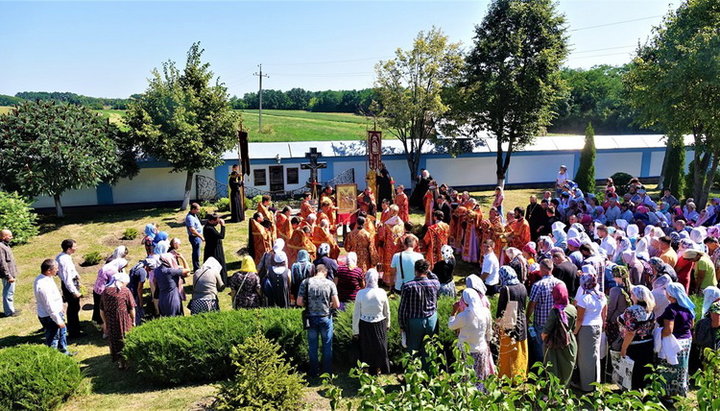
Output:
[409, 169, 432, 208]
[203, 213, 228, 283]
[525, 195, 546, 241]
[376, 163, 393, 204]
[228, 164, 244, 223]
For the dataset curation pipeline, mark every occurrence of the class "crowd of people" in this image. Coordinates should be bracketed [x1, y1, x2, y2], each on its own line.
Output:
[4, 164, 720, 398]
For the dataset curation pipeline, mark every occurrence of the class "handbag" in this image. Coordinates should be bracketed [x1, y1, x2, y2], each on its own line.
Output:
[545, 308, 571, 349]
[498, 286, 518, 332]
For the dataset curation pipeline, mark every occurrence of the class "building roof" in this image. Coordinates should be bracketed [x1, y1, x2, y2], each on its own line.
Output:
[222, 134, 689, 161]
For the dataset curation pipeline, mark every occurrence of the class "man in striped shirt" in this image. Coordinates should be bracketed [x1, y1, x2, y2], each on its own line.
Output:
[398, 259, 440, 355]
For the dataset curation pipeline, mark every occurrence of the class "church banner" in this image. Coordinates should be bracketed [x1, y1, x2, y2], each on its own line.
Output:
[367, 130, 382, 170]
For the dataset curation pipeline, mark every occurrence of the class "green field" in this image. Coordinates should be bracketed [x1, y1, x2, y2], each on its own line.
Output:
[0, 106, 378, 142]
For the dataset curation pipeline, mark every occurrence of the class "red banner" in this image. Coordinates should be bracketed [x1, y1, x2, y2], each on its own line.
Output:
[367, 130, 382, 170]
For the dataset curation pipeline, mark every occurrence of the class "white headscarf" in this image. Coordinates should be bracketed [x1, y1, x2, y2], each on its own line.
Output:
[691, 227, 707, 244]
[346, 252, 358, 268]
[273, 238, 285, 253]
[104, 258, 128, 275]
[461, 288, 485, 328]
[703, 286, 720, 316]
[365, 268, 379, 289]
[441, 245, 454, 263]
[108, 272, 130, 289]
[109, 245, 128, 261]
[466, 274, 486, 296]
[626, 224, 640, 239]
[199, 256, 222, 274]
[615, 219, 628, 231]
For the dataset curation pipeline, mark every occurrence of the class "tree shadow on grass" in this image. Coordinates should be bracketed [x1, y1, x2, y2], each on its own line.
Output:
[0, 330, 43, 348]
[80, 352, 210, 396]
[36, 207, 179, 236]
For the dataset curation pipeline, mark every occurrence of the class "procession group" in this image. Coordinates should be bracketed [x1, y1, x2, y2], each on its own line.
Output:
[4, 164, 720, 398]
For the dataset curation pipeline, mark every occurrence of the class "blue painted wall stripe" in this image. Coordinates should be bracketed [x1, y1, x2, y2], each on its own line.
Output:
[640, 151, 653, 178]
[96, 183, 114, 205]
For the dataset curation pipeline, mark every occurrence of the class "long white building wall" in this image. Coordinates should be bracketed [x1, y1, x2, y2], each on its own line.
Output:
[426, 157, 497, 186]
[507, 154, 576, 184]
[32, 187, 98, 208]
[595, 152, 642, 178]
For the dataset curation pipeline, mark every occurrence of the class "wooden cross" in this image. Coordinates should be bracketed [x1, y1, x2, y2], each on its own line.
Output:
[301, 147, 327, 198]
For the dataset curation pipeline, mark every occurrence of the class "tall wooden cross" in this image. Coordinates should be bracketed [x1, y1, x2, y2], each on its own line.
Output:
[301, 147, 327, 199]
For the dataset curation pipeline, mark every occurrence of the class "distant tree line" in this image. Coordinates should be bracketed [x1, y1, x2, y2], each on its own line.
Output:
[0, 65, 662, 134]
[1, 92, 134, 109]
[230, 88, 377, 114]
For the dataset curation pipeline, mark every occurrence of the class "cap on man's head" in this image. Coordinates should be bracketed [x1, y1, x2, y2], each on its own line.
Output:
[560, 165, 567, 170]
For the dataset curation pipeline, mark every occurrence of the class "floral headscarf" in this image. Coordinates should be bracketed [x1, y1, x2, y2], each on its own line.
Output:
[441, 245, 454, 263]
[499, 265, 520, 286]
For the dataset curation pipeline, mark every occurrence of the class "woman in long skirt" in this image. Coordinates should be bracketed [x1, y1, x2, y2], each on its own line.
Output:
[496, 266, 528, 380]
[352, 269, 390, 374]
[449, 288, 496, 390]
[573, 268, 607, 392]
[100, 272, 135, 369]
[658, 283, 695, 397]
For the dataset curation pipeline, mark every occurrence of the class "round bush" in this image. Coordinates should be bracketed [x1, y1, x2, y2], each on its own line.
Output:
[124, 298, 460, 386]
[0, 190, 38, 244]
[0, 344, 82, 410]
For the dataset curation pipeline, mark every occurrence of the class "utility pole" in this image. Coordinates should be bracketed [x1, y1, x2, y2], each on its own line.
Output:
[253, 64, 269, 131]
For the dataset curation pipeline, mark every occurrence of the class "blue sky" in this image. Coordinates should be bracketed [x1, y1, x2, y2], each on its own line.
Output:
[0, 0, 679, 98]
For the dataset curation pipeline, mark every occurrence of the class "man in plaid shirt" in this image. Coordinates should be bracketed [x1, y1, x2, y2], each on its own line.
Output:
[398, 259, 440, 355]
[527, 258, 562, 366]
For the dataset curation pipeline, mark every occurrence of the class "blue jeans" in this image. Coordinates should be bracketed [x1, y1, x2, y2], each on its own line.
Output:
[307, 316, 333, 377]
[39, 314, 68, 353]
[2, 278, 15, 315]
[189, 236, 202, 271]
[406, 312, 438, 354]
[528, 325, 545, 370]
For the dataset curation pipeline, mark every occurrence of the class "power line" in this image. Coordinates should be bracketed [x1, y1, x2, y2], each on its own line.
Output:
[252, 64, 270, 130]
[570, 15, 663, 32]
[265, 56, 394, 66]
[571, 51, 634, 60]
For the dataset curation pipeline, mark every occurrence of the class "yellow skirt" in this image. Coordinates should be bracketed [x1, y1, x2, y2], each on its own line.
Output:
[498, 331, 528, 380]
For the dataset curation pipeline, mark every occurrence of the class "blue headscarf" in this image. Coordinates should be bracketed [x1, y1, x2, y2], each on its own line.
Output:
[499, 265, 520, 286]
[153, 231, 169, 245]
[144, 224, 157, 240]
[296, 249, 309, 263]
[666, 282, 696, 318]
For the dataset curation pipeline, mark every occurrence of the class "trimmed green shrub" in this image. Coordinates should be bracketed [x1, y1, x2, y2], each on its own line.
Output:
[0, 190, 38, 244]
[124, 308, 308, 385]
[124, 298, 459, 385]
[82, 251, 103, 266]
[0, 344, 82, 410]
[214, 197, 230, 212]
[121, 227, 139, 240]
[610, 172, 633, 196]
[214, 333, 305, 410]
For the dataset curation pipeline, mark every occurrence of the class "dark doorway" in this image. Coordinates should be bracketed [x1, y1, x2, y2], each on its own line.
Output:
[269, 165, 284, 192]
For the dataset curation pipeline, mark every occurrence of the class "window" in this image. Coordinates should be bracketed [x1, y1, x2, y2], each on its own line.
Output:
[253, 169, 267, 186]
[287, 167, 299, 184]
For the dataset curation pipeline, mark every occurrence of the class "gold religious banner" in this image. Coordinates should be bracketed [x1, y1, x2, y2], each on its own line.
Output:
[367, 130, 382, 170]
[336, 183, 358, 214]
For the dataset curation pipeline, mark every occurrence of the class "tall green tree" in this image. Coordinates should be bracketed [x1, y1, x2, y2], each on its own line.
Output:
[127, 43, 239, 210]
[624, 0, 720, 207]
[575, 123, 596, 194]
[374, 28, 463, 186]
[659, 132, 686, 196]
[452, 0, 568, 187]
[0, 100, 137, 217]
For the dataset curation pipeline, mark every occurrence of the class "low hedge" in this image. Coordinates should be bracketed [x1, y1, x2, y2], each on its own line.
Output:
[124, 297, 460, 385]
[0, 344, 82, 410]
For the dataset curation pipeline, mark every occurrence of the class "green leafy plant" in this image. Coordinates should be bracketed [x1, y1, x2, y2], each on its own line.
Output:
[214, 197, 230, 212]
[575, 122, 596, 194]
[82, 251, 103, 266]
[695, 348, 720, 410]
[121, 227, 139, 240]
[0, 344, 82, 410]
[0, 191, 38, 244]
[214, 333, 305, 410]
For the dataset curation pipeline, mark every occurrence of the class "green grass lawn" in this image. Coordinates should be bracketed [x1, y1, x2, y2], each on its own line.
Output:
[1, 187, 547, 410]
